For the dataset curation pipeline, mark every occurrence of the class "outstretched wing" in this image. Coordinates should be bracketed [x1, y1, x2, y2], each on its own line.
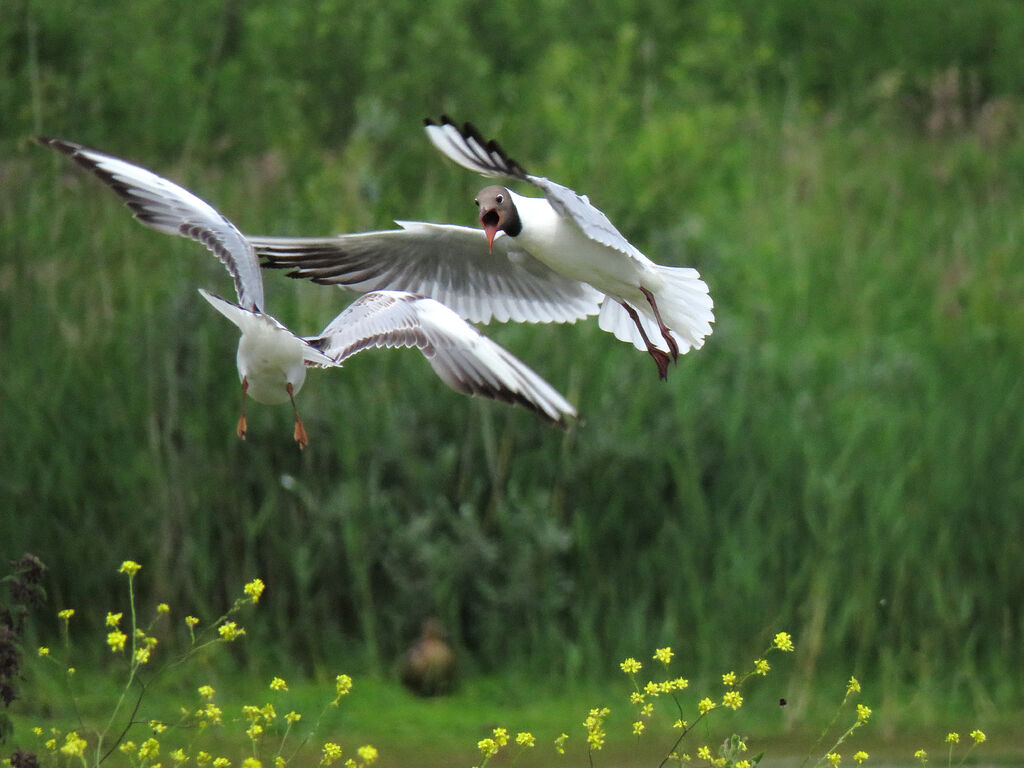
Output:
[253, 221, 602, 324]
[37, 137, 264, 311]
[423, 116, 645, 261]
[307, 290, 577, 425]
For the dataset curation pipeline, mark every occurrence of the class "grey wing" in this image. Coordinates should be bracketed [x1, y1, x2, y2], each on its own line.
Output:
[306, 291, 577, 425]
[423, 117, 646, 261]
[37, 137, 264, 311]
[253, 221, 602, 324]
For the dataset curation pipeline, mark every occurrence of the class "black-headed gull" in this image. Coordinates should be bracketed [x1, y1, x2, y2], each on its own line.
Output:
[37, 138, 577, 445]
[254, 116, 713, 378]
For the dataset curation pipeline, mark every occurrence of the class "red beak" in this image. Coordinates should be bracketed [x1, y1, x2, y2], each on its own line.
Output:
[480, 209, 500, 252]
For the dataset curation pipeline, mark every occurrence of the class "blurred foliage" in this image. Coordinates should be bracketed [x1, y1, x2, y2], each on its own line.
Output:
[2, 0, 1023, 721]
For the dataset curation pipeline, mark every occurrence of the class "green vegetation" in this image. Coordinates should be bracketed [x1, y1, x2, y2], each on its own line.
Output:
[2, 0, 1023, 759]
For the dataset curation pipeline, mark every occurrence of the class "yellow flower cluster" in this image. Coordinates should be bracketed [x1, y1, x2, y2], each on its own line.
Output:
[632, 720, 645, 735]
[119, 560, 142, 576]
[270, 676, 288, 692]
[826, 752, 841, 766]
[514, 732, 535, 748]
[244, 578, 265, 603]
[846, 676, 861, 695]
[59, 731, 87, 757]
[583, 707, 610, 750]
[853, 750, 869, 763]
[335, 674, 354, 699]
[754, 658, 770, 675]
[945, 732, 959, 744]
[107, 629, 127, 653]
[913, 749, 927, 763]
[856, 704, 871, 723]
[697, 697, 716, 715]
[970, 730, 986, 744]
[722, 691, 743, 710]
[198, 685, 216, 700]
[57, 609, 75, 622]
[106, 612, 123, 627]
[554, 733, 569, 754]
[620, 657, 642, 675]
[722, 671, 737, 686]
[653, 647, 674, 665]
[218, 621, 245, 641]
[320, 742, 343, 766]
[356, 745, 378, 764]
[773, 632, 795, 652]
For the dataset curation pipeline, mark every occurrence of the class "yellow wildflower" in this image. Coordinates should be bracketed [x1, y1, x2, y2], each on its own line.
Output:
[913, 749, 927, 763]
[853, 751, 869, 764]
[270, 676, 288, 692]
[246, 724, 263, 740]
[150, 721, 167, 734]
[641, 702, 654, 717]
[630, 691, 645, 704]
[736, 761, 751, 768]
[57, 609, 75, 622]
[722, 671, 737, 687]
[643, 681, 661, 696]
[185, 616, 199, 628]
[321, 742, 343, 766]
[477, 738, 498, 758]
[44, 740, 56, 751]
[108, 630, 127, 653]
[106, 612, 123, 627]
[773, 632, 795, 652]
[846, 677, 861, 695]
[356, 745, 378, 764]
[135, 647, 152, 665]
[583, 707, 610, 750]
[241, 759, 261, 768]
[202, 703, 223, 724]
[120, 742, 137, 754]
[170, 749, 188, 763]
[197, 752, 211, 765]
[198, 685, 216, 700]
[620, 657, 642, 675]
[274, 758, 285, 768]
[119, 561, 142, 576]
[970, 730, 986, 744]
[60, 731, 87, 757]
[218, 622, 245, 641]
[754, 658, 770, 675]
[653, 647, 674, 665]
[722, 691, 743, 710]
[856, 704, 871, 722]
[37, 647, 49, 657]
[515, 732, 535, 748]
[632, 720, 645, 735]
[697, 697, 716, 715]
[285, 711, 301, 724]
[673, 719, 687, 729]
[945, 733, 959, 744]
[827, 752, 841, 766]
[213, 759, 231, 768]
[32, 727, 43, 736]
[492, 727, 509, 746]
[697, 746, 712, 760]
[335, 674, 354, 698]
[554, 733, 569, 754]
[244, 579, 265, 603]
[668, 677, 689, 690]
[157, 603, 170, 615]
[139, 737, 160, 761]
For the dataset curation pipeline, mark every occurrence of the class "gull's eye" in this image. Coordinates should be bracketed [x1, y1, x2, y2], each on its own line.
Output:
[473, 198, 479, 205]
[496, 193, 504, 204]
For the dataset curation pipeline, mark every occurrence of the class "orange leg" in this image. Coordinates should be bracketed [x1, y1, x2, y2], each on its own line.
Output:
[237, 378, 249, 440]
[620, 301, 670, 380]
[287, 382, 309, 450]
[639, 286, 680, 361]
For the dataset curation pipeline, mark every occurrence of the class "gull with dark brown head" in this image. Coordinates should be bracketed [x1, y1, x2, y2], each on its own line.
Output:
[38, 138, 577, 445]
[254, 116, 713, 378]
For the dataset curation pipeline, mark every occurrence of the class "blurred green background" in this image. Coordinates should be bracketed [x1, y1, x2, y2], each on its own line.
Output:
[2, 0, 1023, 741]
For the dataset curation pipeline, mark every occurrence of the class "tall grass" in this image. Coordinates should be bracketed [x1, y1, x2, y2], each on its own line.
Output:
[2, 0, 1023, 716]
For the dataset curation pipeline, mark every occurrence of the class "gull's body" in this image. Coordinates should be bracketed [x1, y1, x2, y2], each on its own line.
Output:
[39, 138, 576, 444]
[254, 116, 714, 378]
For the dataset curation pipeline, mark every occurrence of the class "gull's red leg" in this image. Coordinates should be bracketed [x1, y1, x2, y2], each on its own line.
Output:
[639, 286, 680, 361]
[620, 301, 670, 380]
[287, 382, 309, 450]
[236, 377, 249, 440]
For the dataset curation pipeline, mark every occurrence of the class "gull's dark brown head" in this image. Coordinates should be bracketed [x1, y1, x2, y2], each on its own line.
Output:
[475, 185, 520, 251]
